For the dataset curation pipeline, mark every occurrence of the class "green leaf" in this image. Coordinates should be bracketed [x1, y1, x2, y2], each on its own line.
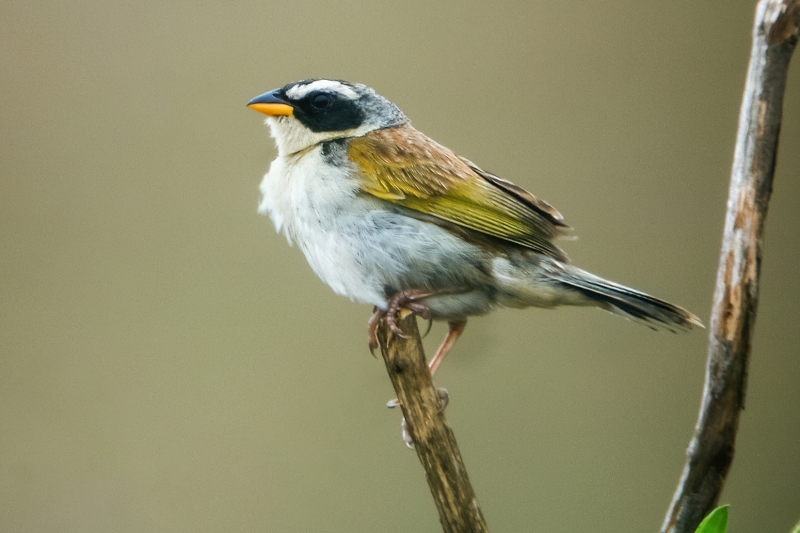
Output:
[694, 505, 728, 533]
[791, 518, 800, 533]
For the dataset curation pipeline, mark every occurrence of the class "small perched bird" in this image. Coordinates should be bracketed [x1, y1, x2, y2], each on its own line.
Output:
[247, 79, 701, 374]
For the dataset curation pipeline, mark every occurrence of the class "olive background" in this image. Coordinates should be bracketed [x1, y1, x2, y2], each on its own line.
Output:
[1, 2, 798, 532]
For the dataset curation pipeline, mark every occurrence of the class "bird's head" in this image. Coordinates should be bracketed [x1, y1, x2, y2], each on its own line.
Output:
[247, 79, 407, 155]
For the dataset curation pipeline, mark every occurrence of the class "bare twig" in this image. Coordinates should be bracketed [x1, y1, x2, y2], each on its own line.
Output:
[377, 312, 489, 533]
[661, 2, 798, 532]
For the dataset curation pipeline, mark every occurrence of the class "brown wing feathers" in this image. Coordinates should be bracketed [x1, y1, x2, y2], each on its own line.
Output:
[348, 125, 570, 260]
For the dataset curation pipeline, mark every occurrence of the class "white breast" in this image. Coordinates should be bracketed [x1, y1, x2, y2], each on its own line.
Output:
[258, 147, 387, 306]
[258, 143, 498, 317]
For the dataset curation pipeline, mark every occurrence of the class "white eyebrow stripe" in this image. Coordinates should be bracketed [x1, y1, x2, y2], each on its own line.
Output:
[286, 80, 358, 100]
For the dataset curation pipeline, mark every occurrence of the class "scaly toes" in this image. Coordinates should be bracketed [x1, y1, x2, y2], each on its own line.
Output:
[385, 308, 408, 338]
[384, 292, 409, 337]
[407, 302, 431, 320]
[383, 290, 433, 339]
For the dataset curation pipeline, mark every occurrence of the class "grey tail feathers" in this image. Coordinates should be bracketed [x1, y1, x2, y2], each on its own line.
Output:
[556, 266, 703, 332]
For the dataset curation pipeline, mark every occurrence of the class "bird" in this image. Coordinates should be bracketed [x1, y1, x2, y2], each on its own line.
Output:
[247, 79, 701, 376]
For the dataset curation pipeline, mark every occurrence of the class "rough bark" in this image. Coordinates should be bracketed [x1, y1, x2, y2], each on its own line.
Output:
[661, 2, 798, 532]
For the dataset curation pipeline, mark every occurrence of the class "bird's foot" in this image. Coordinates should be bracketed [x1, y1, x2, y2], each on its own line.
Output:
[385, 290, 432, 338]
[436, 387, 450, 410]
[392, 388, 450, 448]
[400, 417, 413, 449]
[387, 387, 449, 411]
[367, 291, 433, 355]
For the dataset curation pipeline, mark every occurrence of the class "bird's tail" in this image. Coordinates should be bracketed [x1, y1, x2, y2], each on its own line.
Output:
[553, 265, 703, 332]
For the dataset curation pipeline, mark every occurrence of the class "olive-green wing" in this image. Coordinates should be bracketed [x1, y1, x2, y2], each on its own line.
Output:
[348, 126, 571, 260]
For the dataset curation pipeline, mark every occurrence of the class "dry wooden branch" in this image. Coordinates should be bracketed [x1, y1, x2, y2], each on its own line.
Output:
[377, 312, 489, 533]
[661, 2, 798, 532]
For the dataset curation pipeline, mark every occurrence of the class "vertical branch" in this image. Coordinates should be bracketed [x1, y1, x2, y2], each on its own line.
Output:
[377, 312, 489, 533]
[662, 2, 798, 532]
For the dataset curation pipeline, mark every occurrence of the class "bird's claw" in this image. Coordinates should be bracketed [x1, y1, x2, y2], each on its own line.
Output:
[435, 387, 450, 411]
[421, 315, 433, 338]
[401, 417, 414, 449]
[385, 309, 408, 338]
[390, 387, 449, 448]
[386, 291, 431, 338]
[367, 307, 381, 356]
[385, 290, 432, 338]
[367, 291, 433, 351]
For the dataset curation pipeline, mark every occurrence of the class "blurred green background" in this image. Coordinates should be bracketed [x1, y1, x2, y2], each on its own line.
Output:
[1, 1, 798, 532]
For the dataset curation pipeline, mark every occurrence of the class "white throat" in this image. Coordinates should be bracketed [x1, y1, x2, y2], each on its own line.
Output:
[266, 116, 376, 156]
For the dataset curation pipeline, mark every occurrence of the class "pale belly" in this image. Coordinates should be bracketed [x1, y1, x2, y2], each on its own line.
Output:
[288, 199, 495, 312]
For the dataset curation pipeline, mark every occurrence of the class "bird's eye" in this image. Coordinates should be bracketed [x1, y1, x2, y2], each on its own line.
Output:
[310, 93, 332, 109]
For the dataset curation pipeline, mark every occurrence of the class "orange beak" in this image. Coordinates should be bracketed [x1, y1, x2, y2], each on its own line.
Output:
[247, 89, 294, 116]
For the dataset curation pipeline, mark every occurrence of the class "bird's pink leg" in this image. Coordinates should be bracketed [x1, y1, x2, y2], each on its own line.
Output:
[428, 320, 467, 376]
